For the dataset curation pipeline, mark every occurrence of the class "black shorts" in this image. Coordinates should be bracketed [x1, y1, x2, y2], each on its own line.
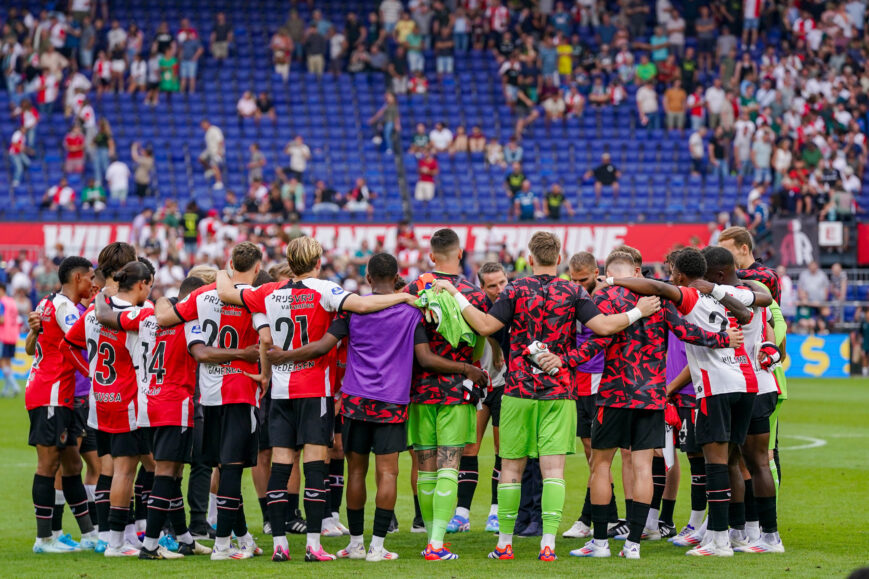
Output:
[269, 397, 334, 450]
[334, 410, 344, 434]
[151, 426, 194, 463]
[747, 392, 778, 436]
[591, 407, 665, 451]
[28, 406, 78, 449]
[694, 392, 756, 446]
[483, 387, 503, 427]
[677, 406, 701, 454]
[74, 396, 98, 454]
[257, 396, 271, 451]
[147, 81, 160, 91]
[96, 429, 152, 458]
[576, 395, 595, 439]
[201, 403, 259, 467]
[698, 37, 715, 54]
[342, 417, 407, 456]
[1, 342, 15, 359]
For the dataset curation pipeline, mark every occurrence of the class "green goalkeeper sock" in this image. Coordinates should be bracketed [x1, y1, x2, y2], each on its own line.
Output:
[541, 478, 566, 538]
[417, 470, 437, 542]
[430, 468, 458, 548]
[497, 482, 521, 546]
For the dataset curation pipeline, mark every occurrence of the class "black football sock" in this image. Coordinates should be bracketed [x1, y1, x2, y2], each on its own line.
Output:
[258, 496, 269, 524]
[689, 456, 707, 512]
[62, 475, 95, 534]
[134, 466, 147, 521]
[215, 465, 243, 539]
[267, 463, 291, 538]
[579, 487, 592, 525]
[52, 490, 64, 533]
[706, 463, 730, 532]
[145, 476, 174, 540]
[491, 455, 501, 507]
[168, 477, 189, 538]
[329, 459, 345, 515]
[321, 465, 331, 518]
[94, 474, 112, 535]
[373, 507, 392, 539]
[651, 456, 666, 511]
[234, 502, 248, 537]
[624, 498, 634, 522]
[756, 496, 777, 534]
[456, 455, 479, 512]
[744, 479, 758, 523]
[591, 503, 609, 541]
[729, 500, 745, 530]
[660, 498, 676, 526]
[347, 507, 364, 537]
[608, 484, 619, 522]
[303, 461, 328, 534]
[33, 474, 55, 539]
[288, 492, 300, 514]
[627, 501, 650, 543]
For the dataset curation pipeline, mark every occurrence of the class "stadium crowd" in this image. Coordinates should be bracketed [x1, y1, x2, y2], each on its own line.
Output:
[2, 0, 868, 226]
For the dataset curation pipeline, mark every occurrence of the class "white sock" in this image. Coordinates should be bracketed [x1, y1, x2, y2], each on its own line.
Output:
[593, 538, 608, 547]
[698, 516, 708, 534]
[624, 539, 640, 550]
[430, 539, 443, 549]
[237, 532, 253, 546]
[349, 534, 363, 547]
[273, 535, 288, 550]
[306, 532, 321, 551]
[541, 533, 555, 550]
[214, 536, 231, 550]
[52, 530, 61, 540]
[99, 530, 110, 543]
[688, 510, 705, 529]
[109, 530, 124, 549]
[745, 520, 759, 532]
[143, 536, 159, 551]
[207, 493, 217, 527]
[370, 535, 384, 550]
[84, 484, 96, 502]
[55, 489, 66, 505]
[332, 511, 341, 521]
[135, 519, 146, 533]
[455, 507, 470, 519]
[489, 504, 498, 517]
[124, 524, 142, 547]
[497, 532, 512, 549]
[763, 531, 780, 544]
[646, 508, 659, 530]
[82, 530, 98, 540]
[177, 531, 193, 545]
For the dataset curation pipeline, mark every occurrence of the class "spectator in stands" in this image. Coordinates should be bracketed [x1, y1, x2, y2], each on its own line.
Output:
[368, 92, 400, 155]
[210, 12, 233, 64]
[145, 48, 161, 105]
[828, 263, 848, 303]
[469, 126, 486, 153]
[636, 81, 659, 130]
[255, 92, 276, 123]
[345, 177, 375, 218]
[405, 23, 424, 74]
[41, 177, 76, 210]
[504, 137, 523, 164]
[499, 52, 521, 106]
[663, 79, 687, 133]
[409, 123, 429, 156]
[63, 123, 86, 175]
[635, 54, 657, 85]
[280, 135, 312, 182]
[777, 265, 797, 319]
[449, 126, 469, 155]
[131, 142, 154, 198]
[689, 127, 707, 177]
[282, 176, 305, 213]
[434, 26, 455, 79]
[544, 183, 575, 220]
[270, 27, 293, 82]
[695, 6, 716, 73]
[128, 53, 147, 94]
[158, 46, 180, 99]
[513, 179, 540, 221]
[504, 162, 526, 199]
[304, 24, 327, 76]
[429, 121, 453, 153]
[649, 26, 669, 64]
[198, 119, 225, 190]
[8, 126, 30, 188]
[751, 128, 774, 186]
[708, 126, 730, 184]
[565, 85, 585, 117]
[798, 261, 830, 310]
[81, 177, 107, 212]
[17, 100, 39, 149]
[105, 156, 130, 204]
[666, 8, 686, 57]
[247, 143, 266, 184]
[542, 89, 567, 126]
[388, 45, 409, 94]
[237, 90, 257, 128]
[415, 150, 438, 202]
[261, 183, 289, 220]
[746, 188, 769, 240]
[704, 77, 726, 129]
[409, 70, 428, 95]
[312, 180, 342, 213]
[177, 19, 203, 94]
[91, 119, 114, 186]
[585, 152, 621, 202]
[486, 141, 506, 168]
[380, 0, 403, 34]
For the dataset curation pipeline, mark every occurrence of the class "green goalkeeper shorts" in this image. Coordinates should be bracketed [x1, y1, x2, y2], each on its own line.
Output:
[408, 403, 476, 450]
[500, 396, 577, 459]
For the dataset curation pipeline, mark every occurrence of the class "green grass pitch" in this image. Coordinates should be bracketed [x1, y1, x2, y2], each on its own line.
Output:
[1, 378, 867, 577]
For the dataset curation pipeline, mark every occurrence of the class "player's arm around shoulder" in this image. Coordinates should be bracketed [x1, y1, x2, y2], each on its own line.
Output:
[431, 279, 505, 337]
[341, 290, 417, 314]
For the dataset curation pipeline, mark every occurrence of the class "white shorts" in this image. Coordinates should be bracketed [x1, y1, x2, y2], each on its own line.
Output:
[415, 181, 435, 201]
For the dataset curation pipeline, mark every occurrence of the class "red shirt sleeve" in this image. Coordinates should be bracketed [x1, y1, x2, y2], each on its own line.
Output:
[64, 313, 87, 348]
[174, 284, 210, 321]
[676, 286, 699, 316]
[239, 281, 274, 314]
[118, 307, 154, 331]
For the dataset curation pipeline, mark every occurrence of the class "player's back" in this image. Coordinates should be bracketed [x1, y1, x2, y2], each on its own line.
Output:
[175, 282, 262, 406]
[25, 292, 81, 410]
[139, 319, 197, 428]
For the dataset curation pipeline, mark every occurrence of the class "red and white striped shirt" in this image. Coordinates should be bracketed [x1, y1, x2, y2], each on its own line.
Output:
[9, 130, 25, 155]
[25, 293, 81, 410]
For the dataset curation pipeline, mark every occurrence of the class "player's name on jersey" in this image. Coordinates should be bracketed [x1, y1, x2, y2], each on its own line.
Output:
[143, 387, 162, 396]
[274, 360, 315, 373]
[204, 365, 244, 376]
[93, 392, 124, 402]
[270, 293, 316, 306]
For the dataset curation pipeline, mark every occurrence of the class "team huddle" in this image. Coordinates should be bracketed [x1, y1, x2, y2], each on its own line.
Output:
[24, 224, 786, 563]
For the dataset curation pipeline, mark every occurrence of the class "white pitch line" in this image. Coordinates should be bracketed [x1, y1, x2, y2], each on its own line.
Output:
[779, 435, 827, 450]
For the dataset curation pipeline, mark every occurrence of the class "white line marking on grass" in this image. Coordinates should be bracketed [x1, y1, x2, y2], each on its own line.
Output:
[779, 435, 827, 450]
[824, 433, 869, 438]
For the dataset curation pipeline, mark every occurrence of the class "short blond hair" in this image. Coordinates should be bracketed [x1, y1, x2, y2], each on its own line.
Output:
[286, 236, 322, 275]
[569, 251, 597, 273]
[188, 264, 218, 284]
[269, 263, 293, 281]
[718, 226, 754, 252]
[612, 244, 642, 267]
[605, 251, 635, 271]
[528, 231, 561, 266]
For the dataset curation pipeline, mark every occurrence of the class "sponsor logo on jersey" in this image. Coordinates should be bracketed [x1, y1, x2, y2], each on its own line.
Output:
[331, 286, 345, 295]
[64, 313, 79, 327]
